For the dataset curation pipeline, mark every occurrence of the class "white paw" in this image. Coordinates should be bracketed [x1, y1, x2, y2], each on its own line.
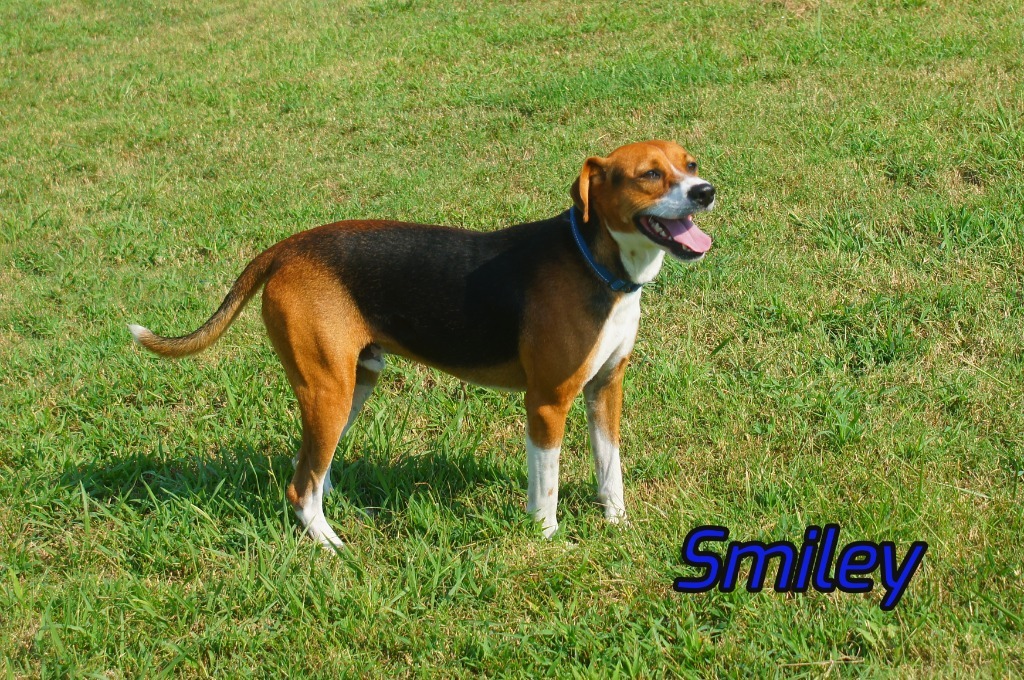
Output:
[604, 506, 629, 527]
[307, 523, 344, 554]
[530, 514, 558, 539]
[296, 510, 344, 554]
[528, 507, 559, 539]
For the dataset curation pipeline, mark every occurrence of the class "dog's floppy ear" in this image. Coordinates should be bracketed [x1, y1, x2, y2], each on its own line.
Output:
[570, 156, 607, 223]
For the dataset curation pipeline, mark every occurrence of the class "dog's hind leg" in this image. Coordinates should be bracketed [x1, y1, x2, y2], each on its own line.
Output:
[288, 345, 384, 498]
[322, 345, 385, 497]
[263, 265, 370, 551]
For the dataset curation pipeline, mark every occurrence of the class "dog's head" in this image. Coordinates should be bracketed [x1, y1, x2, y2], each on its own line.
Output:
[570, 140, 715, 262]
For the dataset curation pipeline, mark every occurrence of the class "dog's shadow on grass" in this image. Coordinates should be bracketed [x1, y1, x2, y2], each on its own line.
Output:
[63, 437, 601, 537]
[65, 437, 601, 543]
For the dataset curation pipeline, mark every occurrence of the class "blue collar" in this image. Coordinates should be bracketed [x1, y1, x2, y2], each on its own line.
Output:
[568, 206, 644, 294]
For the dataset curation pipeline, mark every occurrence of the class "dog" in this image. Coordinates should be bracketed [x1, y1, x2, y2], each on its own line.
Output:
[129, 139, 716, 550]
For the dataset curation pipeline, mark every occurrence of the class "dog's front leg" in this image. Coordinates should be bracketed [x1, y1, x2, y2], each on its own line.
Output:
[525, 389, 573, 538]
[584, 358, 629, 524]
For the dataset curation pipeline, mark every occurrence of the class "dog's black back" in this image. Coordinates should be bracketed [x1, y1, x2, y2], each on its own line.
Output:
[291, 212, 614, 369]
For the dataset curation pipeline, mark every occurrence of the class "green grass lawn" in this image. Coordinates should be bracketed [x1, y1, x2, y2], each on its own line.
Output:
[2, 0, 1023, 675]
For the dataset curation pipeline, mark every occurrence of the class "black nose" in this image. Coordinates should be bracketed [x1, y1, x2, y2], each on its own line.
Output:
[688, 183, 716, 207]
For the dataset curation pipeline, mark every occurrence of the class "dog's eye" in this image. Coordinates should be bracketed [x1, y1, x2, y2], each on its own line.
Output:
[686, 161, 698, 173]
[642, 169, 662, 180]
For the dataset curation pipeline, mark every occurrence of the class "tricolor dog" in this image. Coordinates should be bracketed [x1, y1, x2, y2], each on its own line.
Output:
[130, 139, 716, 550]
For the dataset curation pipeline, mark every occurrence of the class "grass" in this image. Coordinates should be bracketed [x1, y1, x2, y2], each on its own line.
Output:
[2, 0, 1023, 675]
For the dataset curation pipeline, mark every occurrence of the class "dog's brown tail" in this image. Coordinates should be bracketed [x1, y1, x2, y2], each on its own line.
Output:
[128, 245, 279, 358]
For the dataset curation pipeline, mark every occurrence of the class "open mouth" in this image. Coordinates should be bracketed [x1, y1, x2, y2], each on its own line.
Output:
[635, 214, 713, 260]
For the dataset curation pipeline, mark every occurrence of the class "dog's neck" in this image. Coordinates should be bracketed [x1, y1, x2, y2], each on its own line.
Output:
[583, 215, 665, 287]
[605, 226, 666, 284]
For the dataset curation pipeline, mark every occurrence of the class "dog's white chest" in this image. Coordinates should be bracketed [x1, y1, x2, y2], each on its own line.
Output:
[584, 292, 642, 383]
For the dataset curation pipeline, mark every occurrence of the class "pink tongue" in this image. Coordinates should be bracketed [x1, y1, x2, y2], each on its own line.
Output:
[662, 216, 712, 253]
